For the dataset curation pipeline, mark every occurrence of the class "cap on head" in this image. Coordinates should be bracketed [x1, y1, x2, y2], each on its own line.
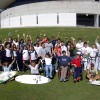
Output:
[76, 52, 81, 55]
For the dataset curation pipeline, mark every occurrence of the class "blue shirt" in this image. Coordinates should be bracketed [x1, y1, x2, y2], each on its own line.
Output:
[3, 65, 12, 72]
[58, 56, 71, 66]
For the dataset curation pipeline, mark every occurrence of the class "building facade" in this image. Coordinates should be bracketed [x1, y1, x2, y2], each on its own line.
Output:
[0, 0, 100, 28]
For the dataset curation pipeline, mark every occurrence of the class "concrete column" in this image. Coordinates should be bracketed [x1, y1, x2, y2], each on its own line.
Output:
[0, 13, 1, 28]
[94, 14, 99, 28]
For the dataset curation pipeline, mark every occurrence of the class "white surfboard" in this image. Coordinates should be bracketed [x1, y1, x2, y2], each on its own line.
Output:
[89, 80, 100, 86]
[15, 75, 51, 84]
[0, 71, 17, 83]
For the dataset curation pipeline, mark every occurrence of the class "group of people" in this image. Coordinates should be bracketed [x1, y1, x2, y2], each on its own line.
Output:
[0, 33, 100, 83]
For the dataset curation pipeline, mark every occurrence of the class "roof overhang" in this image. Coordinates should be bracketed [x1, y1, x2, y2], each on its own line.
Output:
[0, 0, 15, 9]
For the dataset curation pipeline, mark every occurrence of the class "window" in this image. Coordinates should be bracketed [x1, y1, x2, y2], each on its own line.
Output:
[77, 14, 94, 26]
[95, 0, 99, 2]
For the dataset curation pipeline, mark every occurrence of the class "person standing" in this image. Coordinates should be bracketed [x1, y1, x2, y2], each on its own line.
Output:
[45, 53, 53, 78]
[81, 42, 91, 70]
[5, 43, 12, 64]
[95, 36, 100, 70]
[22, 45, 29, 72]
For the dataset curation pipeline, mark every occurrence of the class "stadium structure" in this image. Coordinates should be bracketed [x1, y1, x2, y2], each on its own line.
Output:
[0, 0, 100, 28]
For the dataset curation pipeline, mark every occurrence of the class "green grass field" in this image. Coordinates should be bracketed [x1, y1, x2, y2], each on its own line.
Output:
[0, 27, 100, 100]
[0, 27, 100, 44]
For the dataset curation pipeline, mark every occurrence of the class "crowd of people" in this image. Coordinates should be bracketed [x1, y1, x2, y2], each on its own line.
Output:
[0, 33, 100, 83]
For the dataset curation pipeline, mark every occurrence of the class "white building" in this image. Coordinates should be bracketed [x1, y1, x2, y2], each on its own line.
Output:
[0, 0, 100, 28]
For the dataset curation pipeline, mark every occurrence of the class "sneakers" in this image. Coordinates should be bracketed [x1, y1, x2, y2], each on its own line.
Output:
[74, 79, 77, 83]
[60, 78, 66, 82]
[63, 78, 66, 82]
[56, 70, 58, 72]
[60, 77, 63, 82]
[50, 76, 53, 79]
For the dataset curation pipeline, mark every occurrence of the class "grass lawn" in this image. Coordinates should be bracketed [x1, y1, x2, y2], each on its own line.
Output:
[0, 27, 100, 44]
[0, 72, 100, 100]
[0, 27, 100, 100]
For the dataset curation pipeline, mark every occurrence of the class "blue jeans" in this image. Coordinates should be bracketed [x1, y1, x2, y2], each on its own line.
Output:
[45, 64, 53, 77]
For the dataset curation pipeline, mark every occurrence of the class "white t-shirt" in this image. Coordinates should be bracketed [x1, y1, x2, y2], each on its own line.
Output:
[22, 50, 29, 60]
[34, 46, 42, 56]
[30, 51, 37, 60]
[13, 40, 19, 47]
[76, 42, 84, 51]
[45, 58, 52, 65]
[90, 48, 97, 57]
[61, 46, 68, 55]
[39, 48, 47, 60]
[45, 43, 53, 54]
[13, 50, 17, 57]
[82, 46, 91, 55]
[96, 42, 100, 54]
[5, 48, 11, 57]
[29, 64, 39, 74]
[3, 64, 12, 72]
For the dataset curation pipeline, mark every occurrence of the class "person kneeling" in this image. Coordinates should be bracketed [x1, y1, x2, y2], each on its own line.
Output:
[87, 63, 100, 81]
[24, 61, 40, 75]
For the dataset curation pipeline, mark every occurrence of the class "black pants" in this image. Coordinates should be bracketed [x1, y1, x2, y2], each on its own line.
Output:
[23, 60, 29, 72]
[6, 57, 12, 64]
[17, 59, 23, 71]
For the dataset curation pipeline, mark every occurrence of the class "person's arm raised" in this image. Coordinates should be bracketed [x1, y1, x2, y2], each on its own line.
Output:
[23, 62, 29, 68]
[23, 33, 26, 43]
[17, 34, 20, 42]
[10, 58, 16, 66]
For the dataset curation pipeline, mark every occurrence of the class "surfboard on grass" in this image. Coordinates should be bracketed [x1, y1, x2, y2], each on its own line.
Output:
[89, 80, 100, 86]
[0, 71, 17, 84]
[15, 75, 51, 84]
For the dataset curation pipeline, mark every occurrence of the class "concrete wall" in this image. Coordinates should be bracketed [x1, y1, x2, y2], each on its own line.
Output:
[0, 13, 76, 28]
[0, 1, 100, 28]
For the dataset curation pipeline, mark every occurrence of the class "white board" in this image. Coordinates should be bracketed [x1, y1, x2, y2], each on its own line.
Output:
[89, 80, 100, 86]
[15, 75, 51, 84]
[0, 71, 17, 83]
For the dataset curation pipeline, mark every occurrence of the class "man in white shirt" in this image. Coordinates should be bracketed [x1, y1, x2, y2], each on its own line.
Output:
[39, 43, 47, 60]
[76, 38, 84, 52]
[44, 39, 53, 55]
[61, 41, 69, 56]
[89, 44, 97, 68]
[95, 36, 100, 70]
[82, 42, 91, 70]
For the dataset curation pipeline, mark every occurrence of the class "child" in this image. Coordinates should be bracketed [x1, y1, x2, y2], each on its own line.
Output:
[2, 59, 15, 72]
[87, 63, 99, 81]
[24, 60, 40, 75]
[45, 53, 53, 78]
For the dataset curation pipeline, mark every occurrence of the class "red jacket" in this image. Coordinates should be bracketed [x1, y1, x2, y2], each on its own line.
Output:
[71, 57, 82, 67]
